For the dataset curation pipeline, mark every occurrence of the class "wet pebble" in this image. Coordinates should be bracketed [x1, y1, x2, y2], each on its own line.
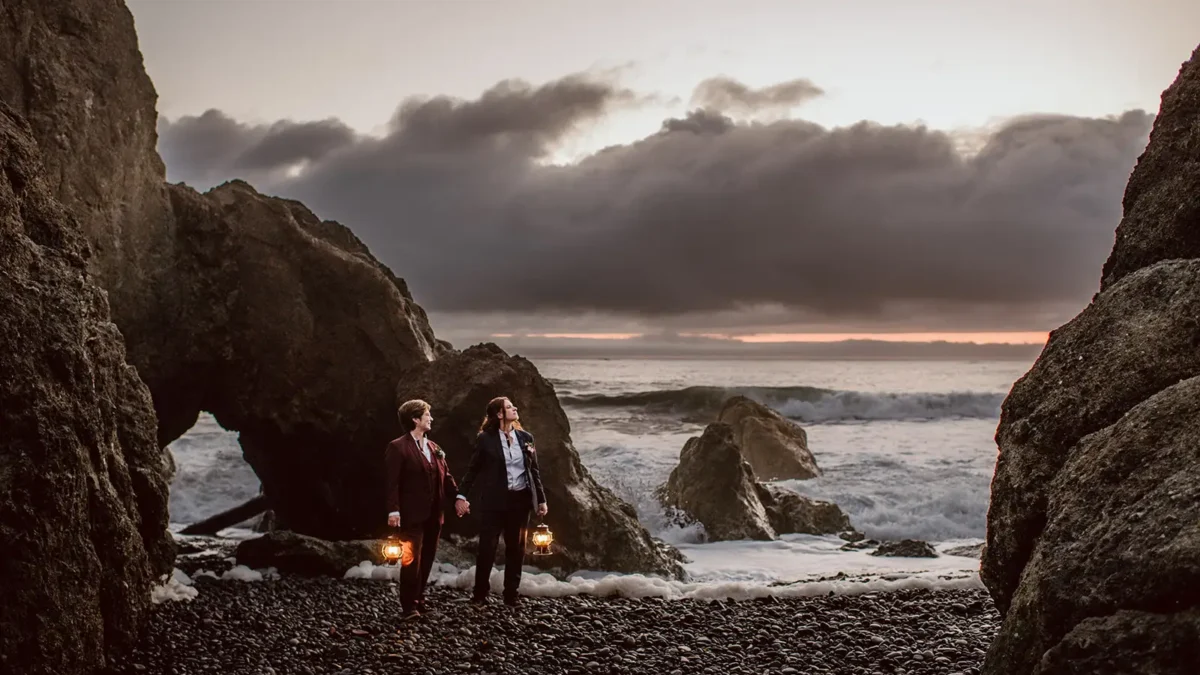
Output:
[102, 578, 999, 675]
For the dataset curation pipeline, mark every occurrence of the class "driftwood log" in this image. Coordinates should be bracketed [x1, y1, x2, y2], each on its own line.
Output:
[180, 495, 268, 536]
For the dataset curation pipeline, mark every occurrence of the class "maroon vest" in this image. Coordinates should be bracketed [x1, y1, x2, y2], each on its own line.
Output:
[422, 450, 439, 503]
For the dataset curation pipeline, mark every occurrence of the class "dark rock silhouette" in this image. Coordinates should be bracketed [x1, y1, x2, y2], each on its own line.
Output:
[0, 102, 172, 674]
[983, 45, 1200, 675]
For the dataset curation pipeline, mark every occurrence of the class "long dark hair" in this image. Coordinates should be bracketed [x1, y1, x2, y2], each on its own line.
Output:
[479, 396, 524, 434]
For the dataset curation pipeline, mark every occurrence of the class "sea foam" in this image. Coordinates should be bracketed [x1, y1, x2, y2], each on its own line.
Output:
[344, 560, 983, 601]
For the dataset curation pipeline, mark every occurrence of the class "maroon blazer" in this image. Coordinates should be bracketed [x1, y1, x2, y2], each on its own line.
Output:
[384, 434, 458, 526]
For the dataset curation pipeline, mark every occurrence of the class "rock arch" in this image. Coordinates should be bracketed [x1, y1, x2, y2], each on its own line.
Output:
[146, 180, 445, 540]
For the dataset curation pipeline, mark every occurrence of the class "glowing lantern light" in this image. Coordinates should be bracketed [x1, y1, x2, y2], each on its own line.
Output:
[381, 535, 413, 566]
[531, 523, 553, 556]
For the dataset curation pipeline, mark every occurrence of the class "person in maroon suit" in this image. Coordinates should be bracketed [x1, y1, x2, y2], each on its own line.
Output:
[385, 399, 459, 621]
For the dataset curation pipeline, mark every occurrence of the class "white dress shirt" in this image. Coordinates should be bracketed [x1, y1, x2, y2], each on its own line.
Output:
[500, 429, 529, 491]
[455, 427, 529, 502]
[388, 432, 432, 518]
[414, 432, 432, 463]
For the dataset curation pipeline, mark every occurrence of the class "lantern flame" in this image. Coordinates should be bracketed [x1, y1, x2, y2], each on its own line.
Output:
[381, 536, 414, 566]
[531, 523, 553, 555]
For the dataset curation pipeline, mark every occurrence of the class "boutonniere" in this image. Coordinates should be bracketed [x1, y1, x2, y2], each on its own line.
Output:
[434, 447, 446, 460]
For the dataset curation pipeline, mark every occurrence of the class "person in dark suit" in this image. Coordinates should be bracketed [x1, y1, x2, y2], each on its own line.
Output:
[455, 396, 548, 606]
[385, 399, 459, 621]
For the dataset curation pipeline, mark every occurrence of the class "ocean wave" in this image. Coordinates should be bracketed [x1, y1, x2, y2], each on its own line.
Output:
[167, 414, 260, 524]
[560, 385, 1004, 422]
[347, 561, 984, 600]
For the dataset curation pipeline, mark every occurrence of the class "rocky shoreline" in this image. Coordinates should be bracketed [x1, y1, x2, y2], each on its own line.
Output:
[104, 578, 997, 675]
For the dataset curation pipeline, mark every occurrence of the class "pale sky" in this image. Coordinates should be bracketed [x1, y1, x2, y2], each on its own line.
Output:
[126, 0, 1199, 351]
[131, 0, 1195, 145]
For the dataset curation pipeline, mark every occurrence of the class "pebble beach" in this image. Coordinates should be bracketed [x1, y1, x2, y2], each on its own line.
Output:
[104, 576, 999, 675]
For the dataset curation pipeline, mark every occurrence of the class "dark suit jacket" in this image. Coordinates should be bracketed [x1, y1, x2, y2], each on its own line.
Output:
[457, 428, 546, 514]
[384, 433, 458, 526]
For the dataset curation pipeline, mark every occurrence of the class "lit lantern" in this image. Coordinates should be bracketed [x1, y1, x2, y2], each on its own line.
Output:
[381, 535, 413, 566]
[530, 523, 553, 556]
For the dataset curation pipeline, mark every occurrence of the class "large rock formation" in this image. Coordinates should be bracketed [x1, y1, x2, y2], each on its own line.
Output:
[0, 0, 176, 354]
[0, 0, 438, 540]
[151, 180, 445, 539]
[717, 396, 821, 480]
[0, 103, 173, 674]
[396, 343, 686, 578]
[982, 46, 1200, 674]
[657, 423, 850, 541]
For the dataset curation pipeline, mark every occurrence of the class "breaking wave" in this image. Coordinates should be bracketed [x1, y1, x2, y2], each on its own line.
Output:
[559, 385, 1004, 423]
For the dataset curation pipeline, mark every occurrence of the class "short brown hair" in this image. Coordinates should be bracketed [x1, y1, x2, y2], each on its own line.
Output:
[398, 399, 430, 432]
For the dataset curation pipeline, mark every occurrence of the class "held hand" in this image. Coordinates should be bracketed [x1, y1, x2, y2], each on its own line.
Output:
[455, 499, 470, 517]
[387, 514, 400, 528]
[537, 502, 548, 518]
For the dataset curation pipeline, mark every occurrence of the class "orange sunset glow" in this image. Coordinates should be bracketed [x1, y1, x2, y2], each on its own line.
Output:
[502, 331, 1049, 344]
[730, 332, 1050, 344]
[524, 333, 643, 340]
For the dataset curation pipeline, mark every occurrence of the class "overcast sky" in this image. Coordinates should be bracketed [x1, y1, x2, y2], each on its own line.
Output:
[127, 0, 1199, 351]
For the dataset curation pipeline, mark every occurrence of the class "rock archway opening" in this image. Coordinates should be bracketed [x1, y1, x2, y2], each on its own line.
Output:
[165, 412, 262, 536]
[158, 404, 394, 541]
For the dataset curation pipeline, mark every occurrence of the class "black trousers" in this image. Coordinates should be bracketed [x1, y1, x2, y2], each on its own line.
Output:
[474, 488, 532, 599]
[399, 515, 441, 612]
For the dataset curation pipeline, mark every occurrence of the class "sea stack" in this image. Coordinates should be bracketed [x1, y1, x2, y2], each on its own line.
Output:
[717, 395, 822, 480]
[657, 423, 851, 541]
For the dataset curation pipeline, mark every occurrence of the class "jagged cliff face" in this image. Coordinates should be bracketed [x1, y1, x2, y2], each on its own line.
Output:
[982, 46, 1200, 675]
[0, 0, 174, 345]
[1, 5, 174, 673]
[0, 102, 172, 675]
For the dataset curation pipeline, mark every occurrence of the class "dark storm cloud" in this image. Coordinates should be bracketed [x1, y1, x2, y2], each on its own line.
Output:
[660, 109, 736, 134]
[690, 76, 825, 114]
[157, 74, 1153, 330]
[158, 109, 355, 187]
[387, 75, 637, 150]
